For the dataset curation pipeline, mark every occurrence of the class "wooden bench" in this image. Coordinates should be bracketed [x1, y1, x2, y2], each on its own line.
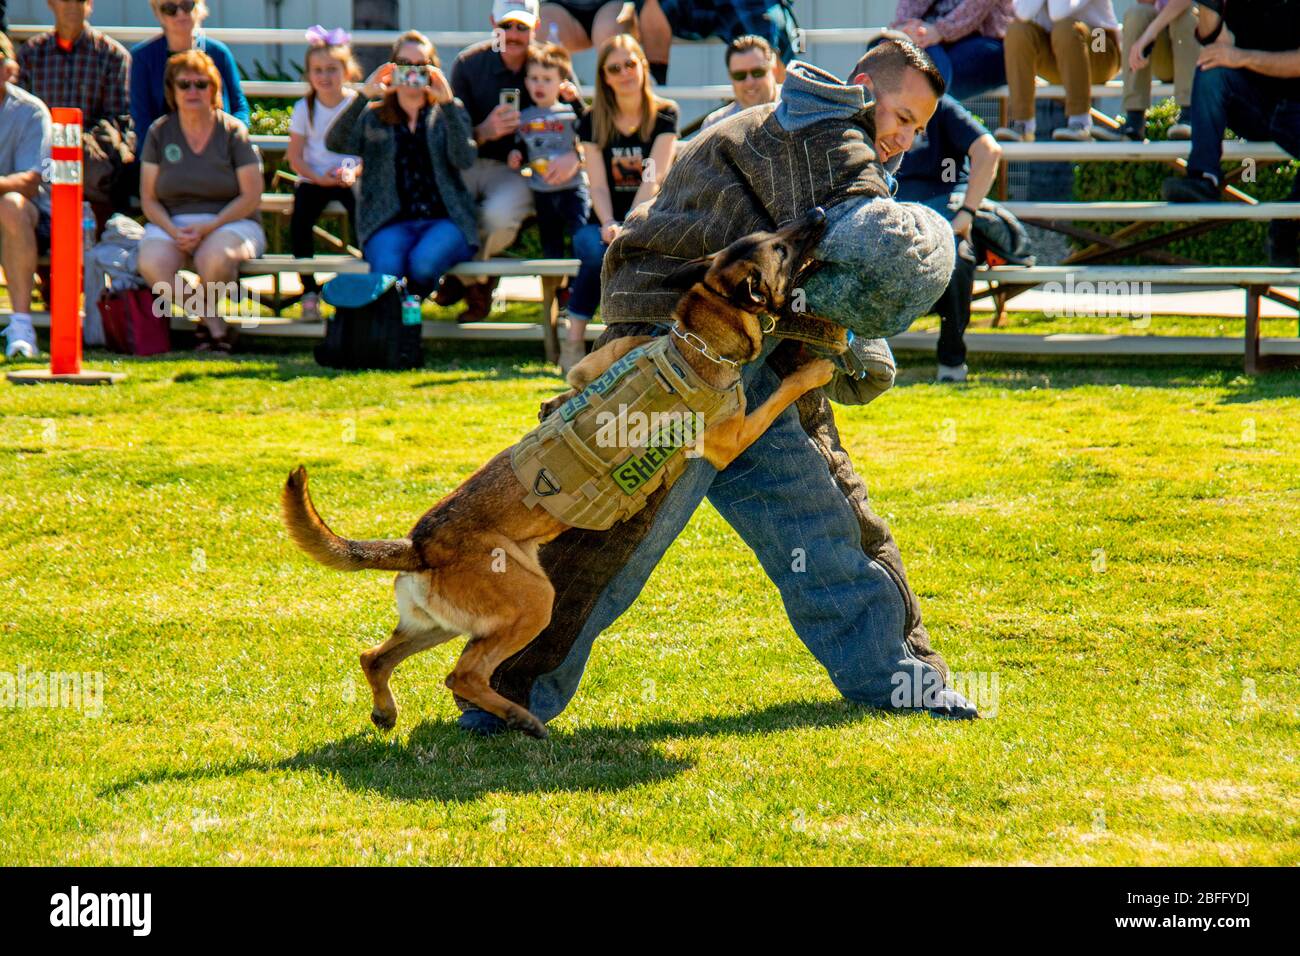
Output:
[236, 255, 582, 362]
[974, 264, 1300, 373]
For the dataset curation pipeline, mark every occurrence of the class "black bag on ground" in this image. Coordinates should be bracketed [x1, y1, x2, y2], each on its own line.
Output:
[315, 273, 423, 370]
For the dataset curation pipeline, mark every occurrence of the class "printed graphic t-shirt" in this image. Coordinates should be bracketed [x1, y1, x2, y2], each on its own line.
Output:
[516, 101, 584, 193]
[141, 110, 262, 220]
[578, 104, 678, 223]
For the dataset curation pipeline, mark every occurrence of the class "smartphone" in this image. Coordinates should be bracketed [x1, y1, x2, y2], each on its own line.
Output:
[392, 64, 430, 88]
[499, 88, 521, 112]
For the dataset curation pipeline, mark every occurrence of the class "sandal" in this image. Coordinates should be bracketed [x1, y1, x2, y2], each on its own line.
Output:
[212, 327, 239, 354]
[192, 323, 214, 352]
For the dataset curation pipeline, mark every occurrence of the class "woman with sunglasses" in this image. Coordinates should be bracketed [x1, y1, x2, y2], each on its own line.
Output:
[325, 31, 478, 309]
[563, 35, 677, 367]
[136, 51, 266, 353]
[129, 0, 250, 144]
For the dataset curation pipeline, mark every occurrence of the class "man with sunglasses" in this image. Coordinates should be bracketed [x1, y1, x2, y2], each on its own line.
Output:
[0, 30, 53, 360]
[446, 0, 582, 322]
[18, 0, 133, 219]
[700, 34, 781, 132]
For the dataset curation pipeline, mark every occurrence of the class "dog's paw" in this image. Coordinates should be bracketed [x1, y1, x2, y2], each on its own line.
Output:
[506, 708, 549, 739]
[792, 357, 836, 389]
[538, 389, 577, 422]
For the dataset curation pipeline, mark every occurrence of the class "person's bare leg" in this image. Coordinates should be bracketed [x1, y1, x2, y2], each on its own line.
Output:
[0, 193, 39, 314]
[638, 0, 672, 80]
[591, 1, 635, 48]
[540, 3, 591, 50]
[192, 230, 253, 339]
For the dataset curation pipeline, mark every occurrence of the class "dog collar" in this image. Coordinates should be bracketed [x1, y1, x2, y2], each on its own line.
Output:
[671, 324, 740, 368]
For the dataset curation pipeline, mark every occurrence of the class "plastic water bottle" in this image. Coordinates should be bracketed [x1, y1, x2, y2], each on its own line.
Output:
[548, 21, 560, 45]
[82, 201, 95, 250]
[401, 294, 422, 326]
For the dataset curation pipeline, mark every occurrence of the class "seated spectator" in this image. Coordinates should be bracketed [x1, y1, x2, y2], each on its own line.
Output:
[131, 1, 250, 140]
[1162, 0, 1300, 266]
[18, 0, 134, 226]
[892, 0, 1013, 101]
[286, 27, 362, 323]
[506, 42, 590, 368]
[136, 50, 265, 353]
[995, 0, 1121, 142]
[896, 93, 1002, 382]
[1121, 0, 1196, 141]
[326, 32, 478, 309]
[448, 0, 582, 321]
[568, 35, 678, 368]
[0, 31, 52, 360]
[640, 0, 800, 85]
[541, 1, 640, 53]
[700, 34, 781, 131]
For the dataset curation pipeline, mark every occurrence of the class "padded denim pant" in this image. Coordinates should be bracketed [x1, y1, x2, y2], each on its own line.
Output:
[459, 333, 963, 732]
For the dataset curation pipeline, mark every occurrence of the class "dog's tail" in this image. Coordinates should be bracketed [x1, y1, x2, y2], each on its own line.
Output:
[281, 466, 424, 572]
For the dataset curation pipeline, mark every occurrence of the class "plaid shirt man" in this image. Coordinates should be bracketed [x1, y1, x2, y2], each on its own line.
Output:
[18, 24, 131, 133]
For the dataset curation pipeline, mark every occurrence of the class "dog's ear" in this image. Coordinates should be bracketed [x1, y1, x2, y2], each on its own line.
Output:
[663, 254, 716, 291]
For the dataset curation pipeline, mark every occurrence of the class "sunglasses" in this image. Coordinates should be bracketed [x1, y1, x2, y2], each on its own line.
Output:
[497, 21, 531, 33]
[729, 68, 770, 81]
[175, 78, 210, 90]
[604, 59, 641, 76]
[159, 1, 197, 17]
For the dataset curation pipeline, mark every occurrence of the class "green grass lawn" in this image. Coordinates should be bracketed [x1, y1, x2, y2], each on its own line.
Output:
[0, 344, 1297, 865]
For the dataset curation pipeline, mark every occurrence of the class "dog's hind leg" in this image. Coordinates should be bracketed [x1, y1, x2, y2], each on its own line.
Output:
[444, 568, 554, 739]
[361, 623, 457, 731]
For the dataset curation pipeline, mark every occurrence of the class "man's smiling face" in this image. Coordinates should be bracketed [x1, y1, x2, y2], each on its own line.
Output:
[854, 67, 939, 164]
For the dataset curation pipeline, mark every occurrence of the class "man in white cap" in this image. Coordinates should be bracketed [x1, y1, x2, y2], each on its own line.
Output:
[445, 0, 582, 321]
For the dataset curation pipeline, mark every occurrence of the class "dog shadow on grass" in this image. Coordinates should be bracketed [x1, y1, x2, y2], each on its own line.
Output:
[100, 698, 870, 803]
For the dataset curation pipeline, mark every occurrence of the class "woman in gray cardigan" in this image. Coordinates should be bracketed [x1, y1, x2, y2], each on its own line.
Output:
[325, 31, 477, 299]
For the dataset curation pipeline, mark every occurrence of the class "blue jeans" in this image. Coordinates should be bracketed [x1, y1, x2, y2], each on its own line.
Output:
[460, 335, 961, 732]
[1186, 67, 1300, 199]
[568, 222, 607, 321]
[362, 218, 475, 299]
[533, 185, 591, 260]
[926, 35, 1006, 102]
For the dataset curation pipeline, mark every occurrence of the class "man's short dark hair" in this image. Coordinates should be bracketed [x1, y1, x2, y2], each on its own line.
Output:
[0, 30, 14, 65]
[725, 34, 775, 69]
[851, 35, 945, 98]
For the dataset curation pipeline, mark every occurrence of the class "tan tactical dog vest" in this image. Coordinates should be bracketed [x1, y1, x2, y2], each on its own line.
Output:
[511, 336, 744, 530]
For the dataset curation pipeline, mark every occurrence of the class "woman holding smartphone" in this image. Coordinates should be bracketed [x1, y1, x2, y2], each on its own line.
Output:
[565, 35, 677, 360]
[325, 31, 479, 303]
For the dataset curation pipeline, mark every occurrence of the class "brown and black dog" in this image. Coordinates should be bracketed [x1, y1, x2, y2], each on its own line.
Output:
[282, 210, 835, 738]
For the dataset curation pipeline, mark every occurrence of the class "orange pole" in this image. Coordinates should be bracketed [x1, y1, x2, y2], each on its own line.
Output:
[48, 107, 83, 376]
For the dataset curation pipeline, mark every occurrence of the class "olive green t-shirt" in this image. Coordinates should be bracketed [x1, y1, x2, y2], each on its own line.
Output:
[141, 110, 261, 220]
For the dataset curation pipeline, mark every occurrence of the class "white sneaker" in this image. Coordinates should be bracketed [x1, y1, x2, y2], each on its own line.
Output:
[1052, 125, 1093, 142]
[936, 362, 967, 383]
[3, 319, 38, 359]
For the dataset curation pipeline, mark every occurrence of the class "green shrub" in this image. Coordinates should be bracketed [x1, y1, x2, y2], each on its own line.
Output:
[1072, 99, 1298, 265]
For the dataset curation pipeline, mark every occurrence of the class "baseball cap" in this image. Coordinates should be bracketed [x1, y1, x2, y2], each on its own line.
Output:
[493, 0, 540, 29]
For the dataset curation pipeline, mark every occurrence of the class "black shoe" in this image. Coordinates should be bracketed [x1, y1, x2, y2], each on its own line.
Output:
[1116, 119, 1146, 142]
[1267, 221, 1300, 267]
[434, 274, 467, 307]
[1162, 173, 1221, 203]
